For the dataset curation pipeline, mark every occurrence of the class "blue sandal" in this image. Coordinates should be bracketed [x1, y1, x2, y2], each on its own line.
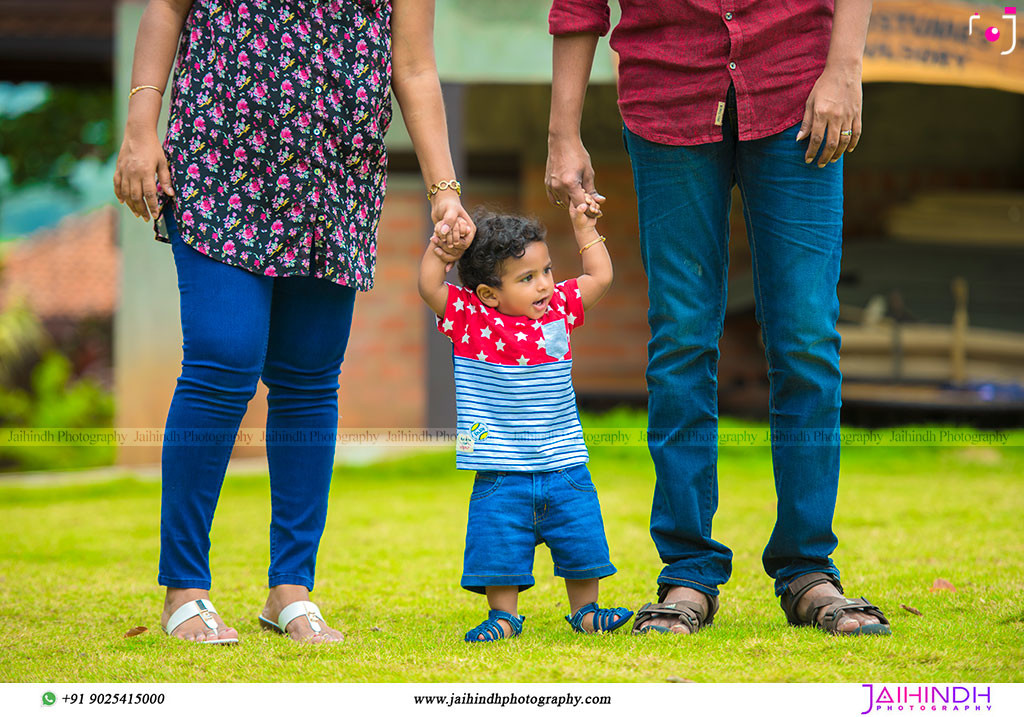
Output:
[565, 602, 634, 634]
[464, 610, 525, 642]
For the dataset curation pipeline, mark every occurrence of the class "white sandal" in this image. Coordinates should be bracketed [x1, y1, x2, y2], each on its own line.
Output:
[258, 600, 333, 639]
[163, 599, 239, 645]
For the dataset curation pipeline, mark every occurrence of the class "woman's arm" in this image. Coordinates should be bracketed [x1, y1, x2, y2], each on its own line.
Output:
[113, 0, 194, 220]
[391, 0, 475, 250]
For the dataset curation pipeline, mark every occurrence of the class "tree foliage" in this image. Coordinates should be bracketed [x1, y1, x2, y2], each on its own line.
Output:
[0, 85, 115, 190]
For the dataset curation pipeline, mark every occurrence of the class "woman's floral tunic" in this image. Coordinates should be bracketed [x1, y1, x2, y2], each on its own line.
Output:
[155, 0, 393, 291]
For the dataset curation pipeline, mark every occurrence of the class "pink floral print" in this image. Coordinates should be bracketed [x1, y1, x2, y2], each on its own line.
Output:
[156, 0, 393, 291]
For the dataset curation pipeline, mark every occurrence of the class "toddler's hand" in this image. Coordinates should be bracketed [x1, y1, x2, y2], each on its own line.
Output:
[569, 199, 600, 233]
[430, 233, 464, 272]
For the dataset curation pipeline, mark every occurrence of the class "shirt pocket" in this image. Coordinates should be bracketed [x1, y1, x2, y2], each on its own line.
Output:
[542, 319, 570, 360]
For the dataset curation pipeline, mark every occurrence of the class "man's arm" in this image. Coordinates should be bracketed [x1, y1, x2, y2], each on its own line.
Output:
[547, 34, 603, 212]
[546, 1, 612, 213]
[797, 0, 873, 166]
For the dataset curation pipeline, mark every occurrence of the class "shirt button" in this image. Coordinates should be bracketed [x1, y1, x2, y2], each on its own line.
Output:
[315, 86, 323, 94]
[725, 12, 733, 20]
[314, 128, 322, 136]
[729, 61, 737, 70]
[314, 43, 321, 50]
[317, 214, 326, 221]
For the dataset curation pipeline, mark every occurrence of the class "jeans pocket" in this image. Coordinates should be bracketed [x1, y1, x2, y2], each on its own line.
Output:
[470, 472, 503, 501]
[560, 466, 596, 493]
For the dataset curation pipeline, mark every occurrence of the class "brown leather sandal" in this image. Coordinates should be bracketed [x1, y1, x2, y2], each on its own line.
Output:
[780, 572, 891, 636]
[632, 584, 719, 635]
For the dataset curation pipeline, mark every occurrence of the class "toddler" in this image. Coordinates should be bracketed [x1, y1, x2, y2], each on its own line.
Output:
[418, 201, 633, 642]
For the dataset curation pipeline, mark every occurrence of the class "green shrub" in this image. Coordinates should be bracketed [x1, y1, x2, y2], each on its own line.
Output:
[0, 350, 114, 471]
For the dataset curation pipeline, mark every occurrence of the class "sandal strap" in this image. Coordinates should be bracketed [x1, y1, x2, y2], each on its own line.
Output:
[565, 603, 634, 633]
[632, 593, 717, 635]
[165, 599, 219, 636]
[565, 602, 598, 633]
[781, 573, 891, 633]
[781, 572, 844, 625]
[276, 601, 324, 634]
[655, 584, 721, 623]
[488, 609, 524, 636]
[464, 610, 525, 642]
[818, 597, 891, 632]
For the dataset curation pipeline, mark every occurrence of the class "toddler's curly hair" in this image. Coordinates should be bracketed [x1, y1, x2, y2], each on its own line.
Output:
[457, 209, 547, 290]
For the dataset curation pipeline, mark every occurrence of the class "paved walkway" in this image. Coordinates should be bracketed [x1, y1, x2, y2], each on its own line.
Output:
[0, 443, 448, 485]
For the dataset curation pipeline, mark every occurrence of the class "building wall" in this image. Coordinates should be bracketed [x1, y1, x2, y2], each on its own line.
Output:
[843, 83, 1024, 238]
[339, 177, 428, 429]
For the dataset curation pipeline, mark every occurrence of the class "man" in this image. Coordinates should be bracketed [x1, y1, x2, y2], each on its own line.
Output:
[545, 0, 890, 635]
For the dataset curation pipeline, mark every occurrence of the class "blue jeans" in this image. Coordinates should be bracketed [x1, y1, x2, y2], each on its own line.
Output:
[461, 464, 616, 594]
[623, 92, 844, 598]
[159, 205, 357, 591]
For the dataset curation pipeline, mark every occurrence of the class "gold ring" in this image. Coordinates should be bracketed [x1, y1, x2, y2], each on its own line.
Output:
[841, 130, 853, 136]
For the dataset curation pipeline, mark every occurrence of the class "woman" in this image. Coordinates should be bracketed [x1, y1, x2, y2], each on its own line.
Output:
[114, 0, 472, 644]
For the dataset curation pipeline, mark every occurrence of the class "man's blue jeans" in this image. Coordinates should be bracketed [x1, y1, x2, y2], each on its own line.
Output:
[159, 205, 357, 591]
[623, 104, 844, 598]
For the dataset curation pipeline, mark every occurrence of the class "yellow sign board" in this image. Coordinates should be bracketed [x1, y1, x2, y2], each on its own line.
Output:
[864, 2, 1023, 93]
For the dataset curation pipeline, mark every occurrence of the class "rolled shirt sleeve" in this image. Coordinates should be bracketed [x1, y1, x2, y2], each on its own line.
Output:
[548, 0, 611, 36]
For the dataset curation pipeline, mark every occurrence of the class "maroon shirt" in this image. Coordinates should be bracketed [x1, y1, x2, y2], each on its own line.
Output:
[549, 0, 835, 146]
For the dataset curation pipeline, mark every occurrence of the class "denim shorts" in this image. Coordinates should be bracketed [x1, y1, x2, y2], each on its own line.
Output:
[461, 463, 616, 594]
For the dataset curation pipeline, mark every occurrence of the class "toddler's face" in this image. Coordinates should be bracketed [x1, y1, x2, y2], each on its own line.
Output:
[476, 241, 555, 320]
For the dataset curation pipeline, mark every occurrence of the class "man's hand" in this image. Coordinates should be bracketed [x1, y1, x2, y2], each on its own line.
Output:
[545, 135, 605, 216]
[796, 62, 863, 168]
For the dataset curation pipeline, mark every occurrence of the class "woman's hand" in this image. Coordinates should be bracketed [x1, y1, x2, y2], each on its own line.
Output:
[430, 193, 476, 254]
[113, 128, 174, 220]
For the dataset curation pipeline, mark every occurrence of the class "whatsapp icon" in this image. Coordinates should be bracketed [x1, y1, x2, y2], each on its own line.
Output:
[42, 692, 56, 706]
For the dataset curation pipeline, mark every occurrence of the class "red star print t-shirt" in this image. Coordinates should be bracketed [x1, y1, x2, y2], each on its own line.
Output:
[436, 278, 589, 471]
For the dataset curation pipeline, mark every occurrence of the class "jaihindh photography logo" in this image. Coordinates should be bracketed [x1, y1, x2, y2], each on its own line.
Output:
[970, 7, 1017, 54]
[860, 684, 994, 713]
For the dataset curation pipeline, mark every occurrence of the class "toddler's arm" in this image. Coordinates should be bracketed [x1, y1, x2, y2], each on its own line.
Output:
[418, 236, 453, 317]
[570, 200, 613, 311]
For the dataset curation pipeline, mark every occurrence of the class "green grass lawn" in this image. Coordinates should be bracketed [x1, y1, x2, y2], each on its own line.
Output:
[1, 411, 1022, 682]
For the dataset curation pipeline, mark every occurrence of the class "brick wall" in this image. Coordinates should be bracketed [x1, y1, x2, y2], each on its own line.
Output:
[338, 176, 428, 429]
